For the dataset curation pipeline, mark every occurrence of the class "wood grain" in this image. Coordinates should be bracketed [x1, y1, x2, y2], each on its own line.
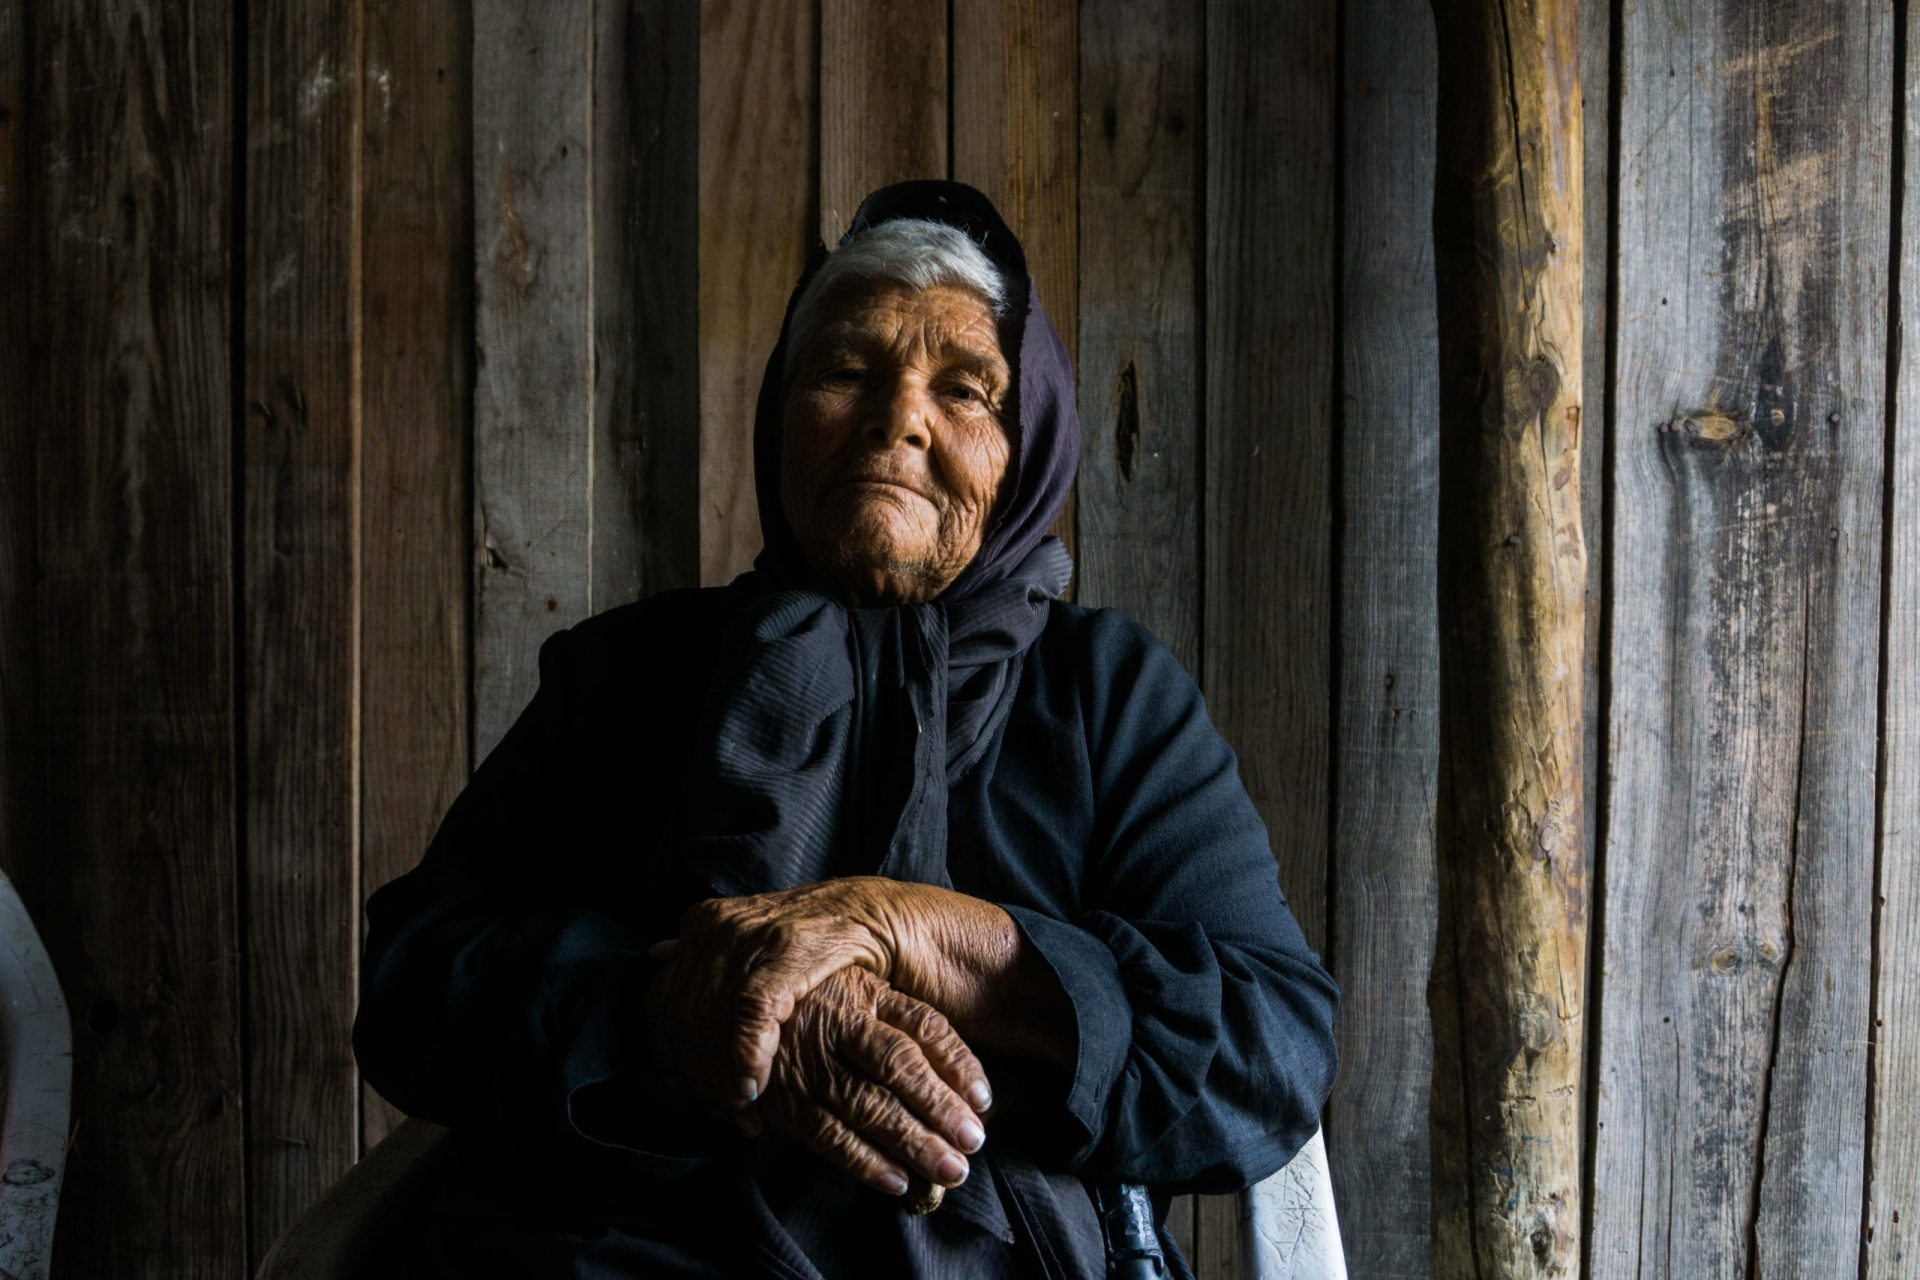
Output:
[472, 0, 594, 757]
[1429, 0, 1588, 1271]
[0, 0, 35, 920]
[1076, 0, 1200, 672]
[28, 2, 246, 1272]
[951, 0, 1080, 569]
[243, 0, 363, 1260]
[1077, 0, 1202, 1252]
[1866, 14, 1920, 1273]
[819, 0, 947, 241]
[1203, 0, 1335, 957]
[698, 0, 816, 585]
[1200, 1, 1336, 1273]
[1592, 1, 1889, 1274]
[594, 0, 700, 606]
[1577, 0, 1611, 1270]
[358, 0, 473, 1151]
[1327, 0, 1443, 1273]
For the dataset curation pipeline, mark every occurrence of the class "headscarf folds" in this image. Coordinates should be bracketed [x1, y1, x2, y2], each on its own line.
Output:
[682, 181, 1081, 898]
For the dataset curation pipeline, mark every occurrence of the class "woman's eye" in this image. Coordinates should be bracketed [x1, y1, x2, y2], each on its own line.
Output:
[944, 384, 982, 404]
[821, 367, 863, 385]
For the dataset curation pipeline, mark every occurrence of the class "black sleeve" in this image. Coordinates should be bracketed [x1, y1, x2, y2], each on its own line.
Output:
[1001, 609, 1340, 1194]
[352, 625, 730, 1174]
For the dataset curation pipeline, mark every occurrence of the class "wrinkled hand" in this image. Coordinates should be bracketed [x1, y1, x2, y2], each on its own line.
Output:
[758, 966, 992, 1197]
[646, 877, 921, 1121]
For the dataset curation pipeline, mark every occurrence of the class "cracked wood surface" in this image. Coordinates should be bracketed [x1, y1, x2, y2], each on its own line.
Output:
[1591, 1, 1889, 1276]
[1430, 0, 1589, 1273]
[1866, 8, 1920, 1273]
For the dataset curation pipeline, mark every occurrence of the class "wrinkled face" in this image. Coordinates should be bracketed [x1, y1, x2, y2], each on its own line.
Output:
[780, 280, 1013, 605]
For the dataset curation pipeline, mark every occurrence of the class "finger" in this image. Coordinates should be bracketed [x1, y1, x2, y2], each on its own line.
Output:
[876, 991, 994, 1115]
[784, 1099, 912, 1197]
[827, 1073, 972, 1190]
[842, 1019, 985, 1155]
[730, 951, 874, 1100]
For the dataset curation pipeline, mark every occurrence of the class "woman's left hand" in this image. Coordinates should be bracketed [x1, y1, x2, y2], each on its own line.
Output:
[647, 877, 922, 1124]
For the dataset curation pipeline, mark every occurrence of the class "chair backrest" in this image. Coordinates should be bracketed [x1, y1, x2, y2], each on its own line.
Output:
[1245, 1126, 1347, 1280]
[0, 867, 73, 1279]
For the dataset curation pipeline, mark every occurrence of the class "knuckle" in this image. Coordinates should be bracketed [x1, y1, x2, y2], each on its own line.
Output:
[845, 1083, 897, 1132]
[873, 1033, 924, 1085]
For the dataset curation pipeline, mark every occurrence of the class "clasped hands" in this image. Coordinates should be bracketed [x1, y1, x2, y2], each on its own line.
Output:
[645, 876, 1004, 1199]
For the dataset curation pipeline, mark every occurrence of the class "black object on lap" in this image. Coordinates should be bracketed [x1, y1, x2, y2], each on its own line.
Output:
[1092, 1181, 1165, 1278]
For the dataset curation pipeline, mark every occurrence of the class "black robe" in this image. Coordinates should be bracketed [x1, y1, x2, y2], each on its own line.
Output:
[354, 584, 1341, 1279]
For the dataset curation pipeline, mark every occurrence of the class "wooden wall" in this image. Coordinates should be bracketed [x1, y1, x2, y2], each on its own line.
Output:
[1, 0, 1915, 1276]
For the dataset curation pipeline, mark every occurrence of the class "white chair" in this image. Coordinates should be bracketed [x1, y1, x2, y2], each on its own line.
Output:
[1247, 1126, 1347, 1279]
[0, 867, 74, 1279]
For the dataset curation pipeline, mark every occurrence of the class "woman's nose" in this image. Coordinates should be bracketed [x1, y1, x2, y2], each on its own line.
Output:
[866, 382, 932, 450]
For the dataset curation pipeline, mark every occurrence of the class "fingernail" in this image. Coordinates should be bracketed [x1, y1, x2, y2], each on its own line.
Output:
[957, 1119, 985, 1152]
[740, 1077, 759, 1103]
[936, 1154, 970, 1186]
[882, 1172, 909, 1195]
[969, 1083, 992, 1111]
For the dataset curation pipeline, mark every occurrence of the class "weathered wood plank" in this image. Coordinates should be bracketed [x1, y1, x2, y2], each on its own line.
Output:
[1593, 2, 1889, 1275]
[28, 2, 246, 1271]
[1863, 8, 1920, 1275]
[818, 0, 946, 240]
[1429, 0, 1588, 1271]
[1165, 1188, 1196, 1267]
[1326, 1, 1442, 1273]
[0, 0, 35, 915]
[359, 0, 474, 1151]
[1577, 0, 1610, 1269]
[1078, 0, 1201, 1250]
[593, 0, 700, 605]
[243, 0, 362, 1259]
[1077, 0, 1200, 672]
[951, 0, 1080, 569]
[472, 0, 594, 757]
[1203, 0, 1335, 960]
[697, 0, 816, 585]
[1201, 1, 1336, 1273]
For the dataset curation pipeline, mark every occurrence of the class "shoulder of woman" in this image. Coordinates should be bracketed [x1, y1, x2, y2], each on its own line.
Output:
[535, 584, 746, 699]
[1041, 600, 1196, 687]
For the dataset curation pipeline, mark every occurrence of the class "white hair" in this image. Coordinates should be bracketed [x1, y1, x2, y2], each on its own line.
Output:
[783, 219, 1011, 380]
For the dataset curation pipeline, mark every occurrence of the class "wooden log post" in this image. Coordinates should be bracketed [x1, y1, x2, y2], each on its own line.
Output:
[1427, 0, 1587, 1275]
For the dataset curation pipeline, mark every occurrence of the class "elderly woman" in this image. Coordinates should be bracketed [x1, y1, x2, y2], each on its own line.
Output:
[354, 180, 1338, 1279]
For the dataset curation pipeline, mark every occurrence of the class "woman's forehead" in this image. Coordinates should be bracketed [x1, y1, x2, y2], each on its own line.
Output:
[804, 281, 1006, 363]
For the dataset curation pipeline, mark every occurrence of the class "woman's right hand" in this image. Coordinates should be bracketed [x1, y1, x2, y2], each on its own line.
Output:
[756, 966, 993, 1197]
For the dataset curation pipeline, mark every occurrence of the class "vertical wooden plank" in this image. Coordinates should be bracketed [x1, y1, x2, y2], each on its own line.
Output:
[1593, 2, 1889, 1274]
[951, 0, 1080, 566]
[1578, 0, 1612, 1268]
[1079, 0, 1200, 1251]
[1203, 1, 1336, 1275]
[593, 0, 700, 605]
[29, 2, 246, 1272]
[0, 0, 35, 916]
[472, 0, 592, 756]
[359, 0, 473, 1150]
[1865, 9, 1920, 1274]
[1165, 1188, 1196, 1267]
[1326, 0, 1442, 1273]
[1430, 0, 1588, 1268]
[698, 0, 816, 585]
[1077, 0, 1200, 671]
[243, 0, 362, 1258]
[818, 0, 946, 239]
[1204, 0, 1334, 969]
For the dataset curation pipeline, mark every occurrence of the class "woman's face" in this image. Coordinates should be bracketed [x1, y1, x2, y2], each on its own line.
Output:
[780, 280, 1013, 605]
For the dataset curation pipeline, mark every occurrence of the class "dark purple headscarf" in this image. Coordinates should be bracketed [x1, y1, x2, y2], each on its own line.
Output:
[683, 181, 1081, 897]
